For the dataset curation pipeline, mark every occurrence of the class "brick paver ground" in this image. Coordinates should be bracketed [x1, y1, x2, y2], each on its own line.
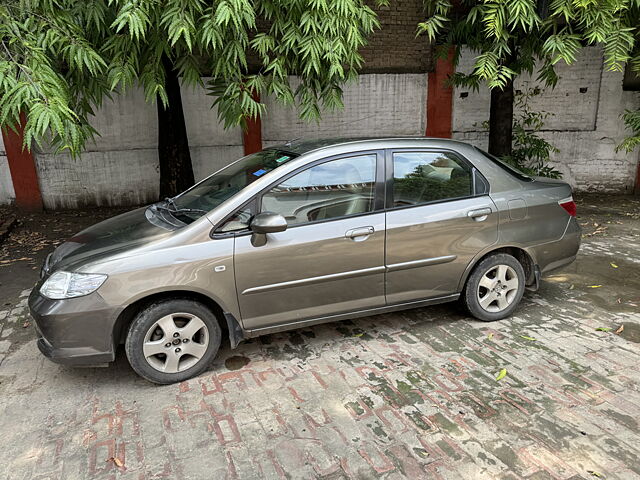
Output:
[0, 196, 639, 479]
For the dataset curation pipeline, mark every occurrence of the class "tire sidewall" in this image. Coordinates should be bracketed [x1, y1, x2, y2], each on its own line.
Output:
[125, 299, 222, 384]
[464, 253, 526, 322]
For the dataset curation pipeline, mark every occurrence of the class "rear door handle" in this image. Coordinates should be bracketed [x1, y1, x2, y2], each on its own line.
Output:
[345, 226, 374, 239]
[467, 207, 492, 220]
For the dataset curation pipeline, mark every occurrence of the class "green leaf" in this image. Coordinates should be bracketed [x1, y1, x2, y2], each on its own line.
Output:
[618, 108, 640, 153]
[496, 368, 508, 381]
[520, 335, 537, 341]
[595, 327, 612, 332]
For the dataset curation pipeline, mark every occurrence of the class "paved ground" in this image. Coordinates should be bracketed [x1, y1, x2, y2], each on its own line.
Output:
[0, 196, 639, 480]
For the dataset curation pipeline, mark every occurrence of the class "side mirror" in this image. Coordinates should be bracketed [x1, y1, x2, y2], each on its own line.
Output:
[250, 212, 287, 247]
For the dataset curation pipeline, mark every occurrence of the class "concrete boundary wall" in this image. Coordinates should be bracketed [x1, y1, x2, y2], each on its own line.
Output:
[32, 84, 244, 210]
[28, 74, 427, 209]
[452, 47, 640, 193]
[263, 74, 427, 143]
[1, 58, 638, 207]
[0, 135, 15, 205]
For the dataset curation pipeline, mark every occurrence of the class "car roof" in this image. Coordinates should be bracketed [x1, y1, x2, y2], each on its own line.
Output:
[271, 137, 474, 156]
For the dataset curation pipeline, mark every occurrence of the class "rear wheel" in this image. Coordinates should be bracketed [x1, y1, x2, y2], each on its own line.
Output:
[463, 253, 525, 321]
[125, 299, 221, 384]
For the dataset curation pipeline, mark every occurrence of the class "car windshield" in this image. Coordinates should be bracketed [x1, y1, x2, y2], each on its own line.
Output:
[168, 149, 298, 222]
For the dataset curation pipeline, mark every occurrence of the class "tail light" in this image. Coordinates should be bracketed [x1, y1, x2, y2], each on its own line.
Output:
[558, 196, 577, 217]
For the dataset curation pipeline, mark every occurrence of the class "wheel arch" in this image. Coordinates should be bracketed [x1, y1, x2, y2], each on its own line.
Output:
[458, 245, 537, 292]
[112, 289, 244, 351]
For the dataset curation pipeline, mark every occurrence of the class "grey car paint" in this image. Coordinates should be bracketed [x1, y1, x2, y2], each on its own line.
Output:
[385, 194, 499, 304]
[236, 211, 387, 329]
[29, 137, 581, 366]
[45, 206, 173, 274]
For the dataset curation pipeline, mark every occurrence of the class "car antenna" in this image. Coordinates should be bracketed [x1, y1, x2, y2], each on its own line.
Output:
[284, 137, 302, 147]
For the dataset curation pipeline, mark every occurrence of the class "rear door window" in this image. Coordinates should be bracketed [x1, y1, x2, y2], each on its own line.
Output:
[391, 151, 473, 207]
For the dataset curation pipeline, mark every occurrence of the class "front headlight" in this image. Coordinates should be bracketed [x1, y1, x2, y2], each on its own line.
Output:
[40, 271, 108, 300]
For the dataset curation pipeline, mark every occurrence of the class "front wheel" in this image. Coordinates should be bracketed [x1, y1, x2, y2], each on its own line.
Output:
[463, 253, 526, 322]
[125, 299, 221, 384]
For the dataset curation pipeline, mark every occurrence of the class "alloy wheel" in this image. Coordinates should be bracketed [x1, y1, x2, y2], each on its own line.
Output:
[476, 264, 519, 313]
[142, 313, 209, 373]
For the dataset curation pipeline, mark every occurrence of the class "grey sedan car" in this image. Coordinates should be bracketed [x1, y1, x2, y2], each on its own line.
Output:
[29, 138, 580, 384]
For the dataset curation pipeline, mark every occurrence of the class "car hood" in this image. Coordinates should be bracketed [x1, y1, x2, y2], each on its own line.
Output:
[47, 207, 173, 273]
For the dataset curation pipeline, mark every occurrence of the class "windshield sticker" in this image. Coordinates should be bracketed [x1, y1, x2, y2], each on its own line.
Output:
[275, 155, 290, 163]
[252, 169, 267, 177]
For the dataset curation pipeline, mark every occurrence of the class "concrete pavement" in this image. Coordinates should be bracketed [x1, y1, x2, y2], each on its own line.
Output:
[0, 196, 639, 479]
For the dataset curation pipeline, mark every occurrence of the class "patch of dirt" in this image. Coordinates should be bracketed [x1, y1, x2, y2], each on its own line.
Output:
[0, 214, 16, 242]
[224, 355, 251, 370]
[0, 206, 129, 300]
[618, 322, 640, 343]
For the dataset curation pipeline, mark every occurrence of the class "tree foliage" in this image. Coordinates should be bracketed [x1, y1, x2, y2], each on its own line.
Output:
[478, 86, 562, 178]
[618, 108, 640, 152]
[419, 0, 640, 151]
[0, 0, 385, 153]
[504, 87, 561, 178]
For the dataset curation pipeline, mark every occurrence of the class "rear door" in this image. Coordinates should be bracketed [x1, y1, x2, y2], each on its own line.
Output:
[384, 149, 498, 304]
[232, 151, 386, 330]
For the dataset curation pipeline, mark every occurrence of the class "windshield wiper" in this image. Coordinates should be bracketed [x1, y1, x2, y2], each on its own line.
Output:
[156, 204, 208, 215]
[157, 198, 208, 216]
[164, 197, 181, 210]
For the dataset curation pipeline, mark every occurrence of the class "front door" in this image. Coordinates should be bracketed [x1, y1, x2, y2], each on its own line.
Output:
[385, 149, 498, 304]
[234, 152, 386, 330]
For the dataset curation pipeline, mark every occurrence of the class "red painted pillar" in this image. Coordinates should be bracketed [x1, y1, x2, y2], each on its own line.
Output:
[243, 92, 263, 155]
[426, 47, 455, 139]
[2, 113, 43, 211]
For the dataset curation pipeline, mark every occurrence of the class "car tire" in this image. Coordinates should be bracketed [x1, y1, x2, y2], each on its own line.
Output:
[463, 253, 526, 322]
[125, 299, 222, 384]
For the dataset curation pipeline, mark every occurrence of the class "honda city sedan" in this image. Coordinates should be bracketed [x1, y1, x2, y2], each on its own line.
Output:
[29, 138, 581, 383]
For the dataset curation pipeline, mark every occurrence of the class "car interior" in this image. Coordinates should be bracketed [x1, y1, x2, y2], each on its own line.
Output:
[261, 155, 376, 225]
[393, 153, 472, 206]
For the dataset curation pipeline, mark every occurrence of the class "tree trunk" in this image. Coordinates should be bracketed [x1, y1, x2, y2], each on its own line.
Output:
[488, 78, 514, 157]
[157, 55, 195, 199]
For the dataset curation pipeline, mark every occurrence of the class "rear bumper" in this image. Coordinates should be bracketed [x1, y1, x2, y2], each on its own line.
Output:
[29, 287, 121, 366]
[530, 217, 581, 275]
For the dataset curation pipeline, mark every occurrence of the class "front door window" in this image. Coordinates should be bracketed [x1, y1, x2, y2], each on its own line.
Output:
[217, 204, 255, 233]
[261, 154, 377, 225]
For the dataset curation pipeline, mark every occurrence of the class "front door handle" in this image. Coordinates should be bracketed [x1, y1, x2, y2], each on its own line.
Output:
[467, 207, 492, 220]
[345, 226, 374, 239]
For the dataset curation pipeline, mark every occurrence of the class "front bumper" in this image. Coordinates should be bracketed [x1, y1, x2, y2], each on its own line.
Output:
[29, 287, 122, 366]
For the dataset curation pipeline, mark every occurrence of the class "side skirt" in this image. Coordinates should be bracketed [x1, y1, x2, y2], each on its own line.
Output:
[239, 293, 460, 341]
